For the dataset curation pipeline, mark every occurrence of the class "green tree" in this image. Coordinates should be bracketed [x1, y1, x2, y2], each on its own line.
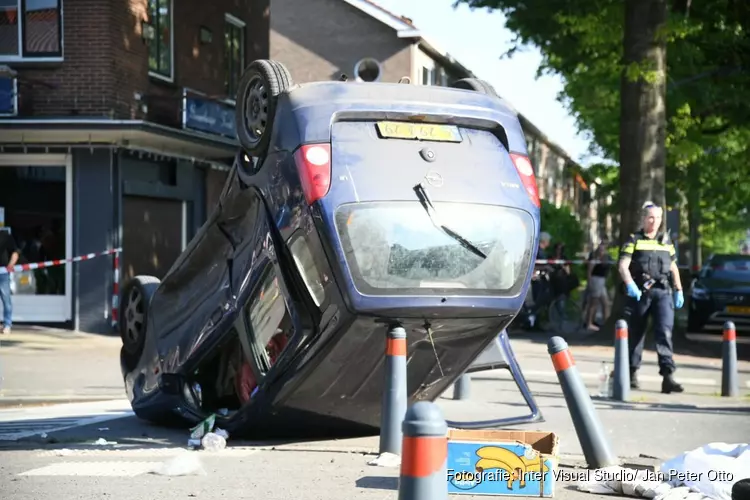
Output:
[539, 199, 586, 256]
[453, 0, 750, 263]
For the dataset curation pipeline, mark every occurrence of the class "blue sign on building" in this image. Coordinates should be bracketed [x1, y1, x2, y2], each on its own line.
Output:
[0, 77, 17, 116]
[183, 90, 236, 139]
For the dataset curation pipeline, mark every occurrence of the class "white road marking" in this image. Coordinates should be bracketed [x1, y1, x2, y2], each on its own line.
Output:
[36, 447, 262, 458]
[0, 399, 133, 441]
[478, 368, 750, 388]
[19, 461, 163, 477]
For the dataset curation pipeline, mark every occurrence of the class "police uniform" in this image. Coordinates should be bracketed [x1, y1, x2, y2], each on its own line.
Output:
[618, 229, 683, 393]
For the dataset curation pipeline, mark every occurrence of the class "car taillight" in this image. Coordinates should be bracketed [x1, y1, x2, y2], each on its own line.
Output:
[294, 143, 332, 205]
[509, 152, 540, 208]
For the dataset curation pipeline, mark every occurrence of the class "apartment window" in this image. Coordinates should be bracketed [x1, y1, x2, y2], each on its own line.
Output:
[147, 0, 172, 80]
[224, 14, 245, 100]
[0, 0, 63, 60]
[421, 66, 433, 86]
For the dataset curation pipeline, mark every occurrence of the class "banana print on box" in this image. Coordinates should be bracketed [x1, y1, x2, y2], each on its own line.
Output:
[474, 445, 551, 490]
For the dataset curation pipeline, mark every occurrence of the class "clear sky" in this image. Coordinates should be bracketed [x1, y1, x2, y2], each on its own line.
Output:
[371, 0, 601, 167]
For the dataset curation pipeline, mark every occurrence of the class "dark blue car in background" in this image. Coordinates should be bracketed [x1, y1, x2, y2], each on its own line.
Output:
[117, 59, 542, 438]
[688, 253, 750, 334]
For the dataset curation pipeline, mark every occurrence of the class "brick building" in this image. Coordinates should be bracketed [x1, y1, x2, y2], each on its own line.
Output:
[0, 0, 269, 332]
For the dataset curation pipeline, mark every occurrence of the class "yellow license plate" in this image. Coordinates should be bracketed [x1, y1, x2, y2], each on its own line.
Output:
[726, 306, 750, 314]
[376, 121, 462, 142]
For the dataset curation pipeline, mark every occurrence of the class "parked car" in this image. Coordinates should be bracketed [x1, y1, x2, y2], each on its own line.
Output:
[688, 253, 750, 333]
[118, 59, 541, 438]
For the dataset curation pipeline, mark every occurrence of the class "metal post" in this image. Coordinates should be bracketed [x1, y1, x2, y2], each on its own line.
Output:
[452, 374, 471, 400]
[548, 336, 618, 469]
[398, 402, 448, 500]
[721, 321, 739, 397]
[379, 325, 408, 456]
[612, 319, 630, 401]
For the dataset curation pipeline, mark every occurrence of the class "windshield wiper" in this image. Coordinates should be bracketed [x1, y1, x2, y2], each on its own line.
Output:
[413, 183, 487, 260]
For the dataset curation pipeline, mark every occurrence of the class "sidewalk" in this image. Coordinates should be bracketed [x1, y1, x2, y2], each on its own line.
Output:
[0, 327, 125, 406]
[0, 324, 748, 411]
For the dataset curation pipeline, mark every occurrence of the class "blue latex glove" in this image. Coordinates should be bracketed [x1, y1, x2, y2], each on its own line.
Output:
[674, 290, 684, 309]
[625, 282, 642, 301]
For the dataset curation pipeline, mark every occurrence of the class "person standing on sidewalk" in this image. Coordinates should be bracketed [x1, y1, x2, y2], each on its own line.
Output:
[617, 201, 684, 394]
[585, 240, 612, 331]
[0, 229, 20, 334]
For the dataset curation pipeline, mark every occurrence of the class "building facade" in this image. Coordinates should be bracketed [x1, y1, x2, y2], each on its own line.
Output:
[0, 0, 269, 333]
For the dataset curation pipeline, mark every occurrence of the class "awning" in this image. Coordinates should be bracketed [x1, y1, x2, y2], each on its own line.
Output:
[0, 118, 239, 163]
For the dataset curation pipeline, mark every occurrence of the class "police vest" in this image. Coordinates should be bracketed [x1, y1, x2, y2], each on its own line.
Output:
[621, 231, 674, 283]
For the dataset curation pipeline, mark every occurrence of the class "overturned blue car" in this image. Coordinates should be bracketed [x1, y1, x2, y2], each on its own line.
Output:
[118, 59, 542, 438]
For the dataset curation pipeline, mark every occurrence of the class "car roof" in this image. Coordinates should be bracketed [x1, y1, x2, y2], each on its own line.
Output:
[709, 253, 750, 261]
[272, 81, 528, 155]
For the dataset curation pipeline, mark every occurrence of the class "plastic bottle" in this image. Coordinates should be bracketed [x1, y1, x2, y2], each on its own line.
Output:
[598, 362, 610, 397]
[201, 432, 226, 451]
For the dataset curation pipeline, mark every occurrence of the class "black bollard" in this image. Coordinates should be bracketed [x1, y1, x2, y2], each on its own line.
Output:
[452, 374, 471, 400]
[548, 336, 618, 469]
[721, 321, 739, 397]
[612, 320, 630, 401]
[379, 325, 408, 456]
[398, 401, 448, 500]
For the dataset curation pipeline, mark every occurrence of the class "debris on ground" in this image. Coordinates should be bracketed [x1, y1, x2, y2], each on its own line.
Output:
[577, 442, 750, 500]
[150, 453, 206, 477]
[186, 414, 230, 451]
[92, 437, 117, 446]
[189, 414, 216, 441]
[201, 432, 226, 452]
[367, 452, 401, 467]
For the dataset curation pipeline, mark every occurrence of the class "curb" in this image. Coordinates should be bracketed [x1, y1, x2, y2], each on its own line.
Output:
[0, 395, 123, 409]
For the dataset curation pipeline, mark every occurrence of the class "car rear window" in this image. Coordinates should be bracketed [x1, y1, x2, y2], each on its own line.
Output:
[711, 257, 750, 270]
[334, 201, 534, 296]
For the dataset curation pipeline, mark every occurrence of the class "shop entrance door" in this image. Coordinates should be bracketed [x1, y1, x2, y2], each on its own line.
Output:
[121, 195, 184, 283]
[0, 155, 73, 323]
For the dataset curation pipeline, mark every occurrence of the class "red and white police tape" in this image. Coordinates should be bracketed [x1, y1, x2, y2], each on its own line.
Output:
[0, 247, 122, 329]
[0, 252, 698, 331]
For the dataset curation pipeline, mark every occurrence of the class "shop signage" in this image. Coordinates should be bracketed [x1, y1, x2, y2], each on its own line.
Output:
[183, 89, 236, 139]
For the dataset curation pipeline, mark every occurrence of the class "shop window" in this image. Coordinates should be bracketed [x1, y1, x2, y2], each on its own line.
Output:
[244, 265, 293, 376]
[0, 165, 66, 295]
[147, 0, 173, 81]
[224, 13, 245, 100]
[0, 0, 63, 60]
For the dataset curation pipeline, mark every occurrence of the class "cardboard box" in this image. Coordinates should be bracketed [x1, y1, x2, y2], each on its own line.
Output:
[446, 429, 559, 497]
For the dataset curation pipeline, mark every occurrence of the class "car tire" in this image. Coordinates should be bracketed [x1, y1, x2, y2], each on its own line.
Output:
[450, 78, 499, 97]
[119, 275, 160, 371]
[235, 59, 294, 156]
[687, 310, 705, 333]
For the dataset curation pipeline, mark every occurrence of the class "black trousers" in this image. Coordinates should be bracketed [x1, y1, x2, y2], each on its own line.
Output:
[622, 286, 676, 376]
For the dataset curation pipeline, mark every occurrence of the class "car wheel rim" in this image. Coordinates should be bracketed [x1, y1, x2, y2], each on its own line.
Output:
[124, 287, 144, 346]
[243, 76, 268, 144]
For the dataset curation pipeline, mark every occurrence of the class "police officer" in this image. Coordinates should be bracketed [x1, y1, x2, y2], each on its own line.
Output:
[617, 201, 685, 394]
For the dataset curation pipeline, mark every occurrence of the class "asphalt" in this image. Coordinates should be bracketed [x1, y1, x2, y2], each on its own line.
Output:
[0, 326, 748, 499]
[0, 327, 126, 406]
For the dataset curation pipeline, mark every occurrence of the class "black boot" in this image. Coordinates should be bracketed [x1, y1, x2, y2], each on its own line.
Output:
[630, 369, 640, 389]
[661, 374, 684, 394]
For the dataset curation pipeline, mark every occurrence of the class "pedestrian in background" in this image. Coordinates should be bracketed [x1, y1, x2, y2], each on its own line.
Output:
[0, 228, 20, 334]
[584, 239, 612, 331]
[617, 201, 684, 394]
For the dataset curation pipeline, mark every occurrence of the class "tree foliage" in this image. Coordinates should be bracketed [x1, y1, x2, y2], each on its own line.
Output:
[454, 0, 750, 253]
[539, 199, 586, 256]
